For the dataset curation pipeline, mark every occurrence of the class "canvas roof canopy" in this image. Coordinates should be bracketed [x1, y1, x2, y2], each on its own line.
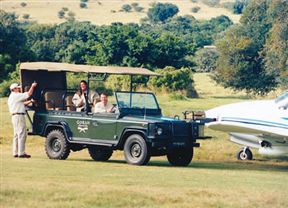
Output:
[20, 62, 160, 76]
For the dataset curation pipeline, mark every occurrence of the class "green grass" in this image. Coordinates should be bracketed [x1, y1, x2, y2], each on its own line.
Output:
[1, 73, 288, 208]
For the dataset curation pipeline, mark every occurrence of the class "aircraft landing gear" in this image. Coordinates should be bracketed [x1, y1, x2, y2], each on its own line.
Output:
[237, 147, 253, 160]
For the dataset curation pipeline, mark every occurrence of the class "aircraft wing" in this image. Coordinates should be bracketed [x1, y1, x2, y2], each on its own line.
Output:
[206, 117, 288, 137]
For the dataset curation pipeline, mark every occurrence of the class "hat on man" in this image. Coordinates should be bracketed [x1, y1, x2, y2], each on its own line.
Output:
[10, 83, 21, 90]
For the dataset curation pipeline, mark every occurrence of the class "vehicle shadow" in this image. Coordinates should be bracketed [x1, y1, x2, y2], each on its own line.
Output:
[73, 158, 288, 172]
[148, 160, 288, 172]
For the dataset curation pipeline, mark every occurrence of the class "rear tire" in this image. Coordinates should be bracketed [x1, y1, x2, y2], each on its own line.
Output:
[237, 147, 253, 160]
[88, 146, 113, 161]
[167, 147, 193, 167]
[45, 129, 70, 160]
[124, 134, 150, 166]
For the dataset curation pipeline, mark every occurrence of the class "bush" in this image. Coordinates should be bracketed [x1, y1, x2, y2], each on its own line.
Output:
[62, 7, 69, 12]
[134, 6, 144, 12]
[194, 48, 219, 72]
[20, 2, 27, 7]
[131, 3, 139, 8]
[201, 0, 220, 7]
[22, 14, 30, 19]
[149, 66, 198, 98]
[168, 93, 187, 100]
[80, 2, 87, 8]
[58, 10, 65, 19]
[191, 6, 201, 13]
[122, 4, 132, 12]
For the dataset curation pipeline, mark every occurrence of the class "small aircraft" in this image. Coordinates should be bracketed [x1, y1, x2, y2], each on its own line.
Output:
[205, 91, 288, 160]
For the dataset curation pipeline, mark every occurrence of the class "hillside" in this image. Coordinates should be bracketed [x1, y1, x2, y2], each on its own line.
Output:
[1, 0, 241, 25]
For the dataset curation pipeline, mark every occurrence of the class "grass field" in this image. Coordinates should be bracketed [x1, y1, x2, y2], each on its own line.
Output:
[1, 0, 241, 25]
[1, 73, 288, 208]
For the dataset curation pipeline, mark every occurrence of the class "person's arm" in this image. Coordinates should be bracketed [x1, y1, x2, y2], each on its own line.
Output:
[27, 82, 37, 97]
[72, 93, 84, 107]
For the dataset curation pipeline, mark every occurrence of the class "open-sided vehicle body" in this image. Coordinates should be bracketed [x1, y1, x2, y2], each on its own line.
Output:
[21, 62, 206, 166]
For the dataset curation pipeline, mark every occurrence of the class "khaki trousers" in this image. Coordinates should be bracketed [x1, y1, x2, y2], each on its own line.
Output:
[12, 115, 27, 156]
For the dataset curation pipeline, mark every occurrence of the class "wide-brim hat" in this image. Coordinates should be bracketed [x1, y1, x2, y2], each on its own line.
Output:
[10, 83, 21, 90]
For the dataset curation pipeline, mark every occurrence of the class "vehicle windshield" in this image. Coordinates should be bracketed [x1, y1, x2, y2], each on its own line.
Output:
[115, 92, 159, 110]
[275, 91, 288, 109]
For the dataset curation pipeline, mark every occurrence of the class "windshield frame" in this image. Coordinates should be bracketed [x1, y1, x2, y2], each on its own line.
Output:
[115, 91, 162, 116]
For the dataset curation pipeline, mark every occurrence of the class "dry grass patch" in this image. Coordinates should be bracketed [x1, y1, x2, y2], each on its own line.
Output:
[1, 0, 240, 25]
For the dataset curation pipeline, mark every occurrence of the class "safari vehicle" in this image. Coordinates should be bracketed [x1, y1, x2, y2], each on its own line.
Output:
[21, 62, 207, 166]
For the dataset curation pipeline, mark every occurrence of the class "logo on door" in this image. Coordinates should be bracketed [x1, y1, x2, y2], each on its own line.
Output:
[76, 120, 90, 133]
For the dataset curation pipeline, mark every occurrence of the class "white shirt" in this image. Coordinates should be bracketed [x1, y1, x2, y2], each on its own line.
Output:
[8, 92, 29, 114]
[72, 91, 99, 112]
[94, 102, 113, 113]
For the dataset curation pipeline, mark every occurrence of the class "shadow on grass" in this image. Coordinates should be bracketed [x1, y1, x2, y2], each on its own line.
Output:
[69, 158, 288, 172]
[212, 95, 252, 100]
[148, 160, 288, 172]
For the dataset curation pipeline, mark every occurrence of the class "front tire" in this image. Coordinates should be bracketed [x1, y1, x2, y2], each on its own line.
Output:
[167, 147, 193, 167]
[45, 129, 70, 160]
[88, 146, 113, 161]
[124, 134, 150, 166]
[237, 147, 253, 160]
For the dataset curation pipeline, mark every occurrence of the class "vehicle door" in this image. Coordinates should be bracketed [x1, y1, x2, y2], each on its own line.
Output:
[86, 113, 118, 142]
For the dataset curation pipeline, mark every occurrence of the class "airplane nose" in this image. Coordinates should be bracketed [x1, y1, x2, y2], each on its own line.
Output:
[205, 109, 218, 119]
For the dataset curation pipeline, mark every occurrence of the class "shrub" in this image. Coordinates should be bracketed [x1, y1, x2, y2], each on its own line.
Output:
[131, 3, 139, 8]
[168, 93, 187, 100]
[62, 7, 69, 12]
[20, 2, 27, 7]
[22, 14, 30, 19]
[191, 6, 201, 13]
[194, 48, 219, 72]
[134, 6, 144, 12]
[80, 0, 88, 2]
[201, 0, 220, 7]
[58, 10, 65, 19]
[122, 4, 132, 12]
[149, 66, 198, 98]
[80, 2, 87, 8]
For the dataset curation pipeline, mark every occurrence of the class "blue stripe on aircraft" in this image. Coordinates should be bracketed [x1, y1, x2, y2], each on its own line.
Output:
[221, 117, 288, 130]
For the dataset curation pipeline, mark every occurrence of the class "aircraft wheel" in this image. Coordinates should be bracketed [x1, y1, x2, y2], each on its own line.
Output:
[237, 147, 253, 160]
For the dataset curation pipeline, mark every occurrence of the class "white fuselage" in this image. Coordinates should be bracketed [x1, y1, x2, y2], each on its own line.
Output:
[205, 99, 288, 156]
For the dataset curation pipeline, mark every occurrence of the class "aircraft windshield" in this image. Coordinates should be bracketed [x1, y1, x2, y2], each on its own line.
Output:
[115, 92, 159, 110]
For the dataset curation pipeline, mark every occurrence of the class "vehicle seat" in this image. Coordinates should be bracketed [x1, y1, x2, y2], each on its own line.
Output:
[66, 95, 76, 111]
[44, 91, 65, 110]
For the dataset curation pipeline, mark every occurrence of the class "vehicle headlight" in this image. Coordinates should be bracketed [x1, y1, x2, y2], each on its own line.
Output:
[156, 127, 163, 135]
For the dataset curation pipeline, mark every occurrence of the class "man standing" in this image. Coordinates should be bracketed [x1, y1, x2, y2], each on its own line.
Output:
[8, 82, 37, 158]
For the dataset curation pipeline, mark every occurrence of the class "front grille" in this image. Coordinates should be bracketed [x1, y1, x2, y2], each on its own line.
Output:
[172, 122, 190, 137]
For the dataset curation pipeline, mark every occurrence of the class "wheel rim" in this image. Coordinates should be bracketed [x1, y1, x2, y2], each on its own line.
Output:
[240, 151, 247, 160]
[130, 143, 142, 158]
[51, 139, 61, 152]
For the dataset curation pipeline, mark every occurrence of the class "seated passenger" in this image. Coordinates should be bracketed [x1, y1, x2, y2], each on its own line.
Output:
[72, 80, 99, 112]
[94, 92, 114, 113]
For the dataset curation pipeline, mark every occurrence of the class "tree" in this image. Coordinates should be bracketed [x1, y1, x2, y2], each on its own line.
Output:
[212, 0, 282, 95]
[0, 11, 28, 81]
[233, 0, 248, 14]
[263, 0, 288, 86]
[147, 3, 179, 23]
[149, 66, 197, 97]
[194, 48, 219, 72]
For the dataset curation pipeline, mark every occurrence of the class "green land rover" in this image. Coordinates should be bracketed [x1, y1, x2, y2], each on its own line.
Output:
[21, 62, 207, 166]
